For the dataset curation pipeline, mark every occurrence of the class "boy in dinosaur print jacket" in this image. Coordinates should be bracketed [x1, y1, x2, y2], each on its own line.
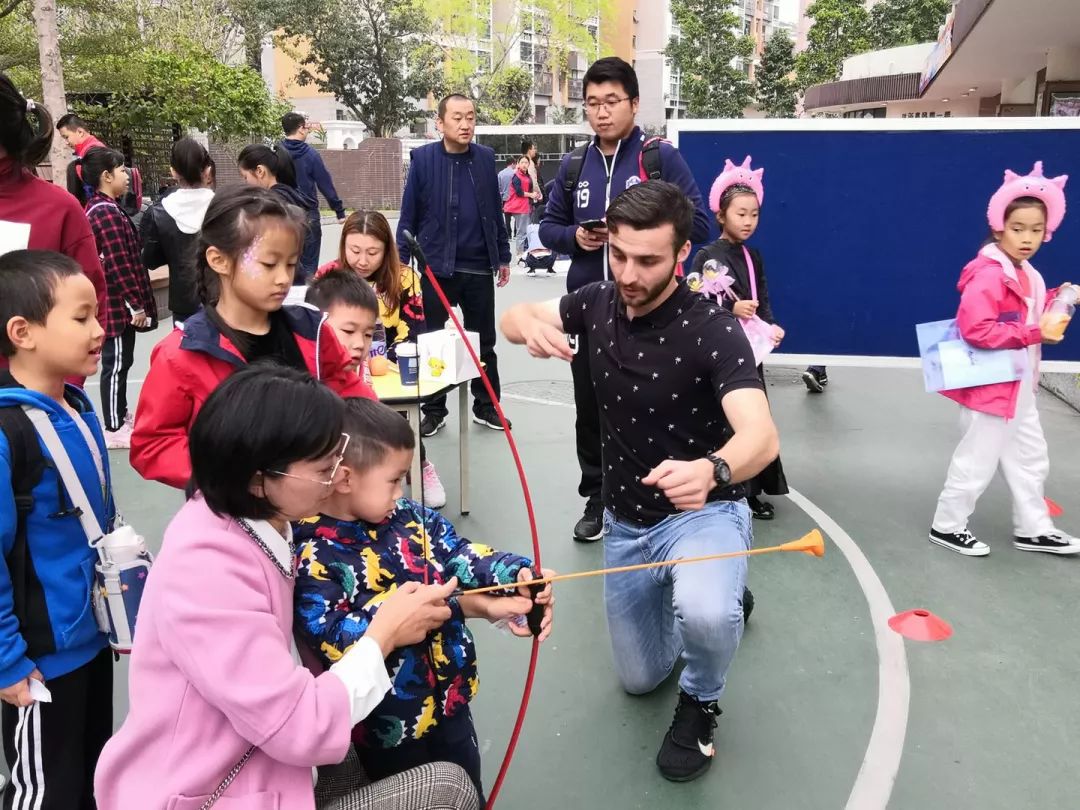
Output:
[293, 398, 553, 803]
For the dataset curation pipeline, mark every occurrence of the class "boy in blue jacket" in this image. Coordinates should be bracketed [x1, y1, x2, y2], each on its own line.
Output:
[294, 397, 553, 804]
[538, 56, 712, 543]
[0, 249, 114, 808]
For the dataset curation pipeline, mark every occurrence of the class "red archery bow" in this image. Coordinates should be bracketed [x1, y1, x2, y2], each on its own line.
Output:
[401, 231, 542, 810]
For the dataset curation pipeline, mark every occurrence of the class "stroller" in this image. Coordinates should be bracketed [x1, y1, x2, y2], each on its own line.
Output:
[522, 224, 557, 275]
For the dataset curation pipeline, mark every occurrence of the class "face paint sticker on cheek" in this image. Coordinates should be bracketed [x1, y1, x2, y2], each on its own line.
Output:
[239, 236, 264, 279]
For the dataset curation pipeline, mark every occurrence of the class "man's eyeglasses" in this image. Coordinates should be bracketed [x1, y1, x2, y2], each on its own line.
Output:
[585, 96, 631, 114]
[265, 433, 350, 489]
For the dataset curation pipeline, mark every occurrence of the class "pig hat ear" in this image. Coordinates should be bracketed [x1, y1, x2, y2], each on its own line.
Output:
[709, 155, 764, 212]
[987, 161, 1068, 241]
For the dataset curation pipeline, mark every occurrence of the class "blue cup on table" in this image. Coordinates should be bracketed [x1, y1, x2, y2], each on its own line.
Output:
[397, 342, 419, 386]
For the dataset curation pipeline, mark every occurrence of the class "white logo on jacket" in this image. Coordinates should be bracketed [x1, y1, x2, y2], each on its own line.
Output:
[625, 176, 642, 189]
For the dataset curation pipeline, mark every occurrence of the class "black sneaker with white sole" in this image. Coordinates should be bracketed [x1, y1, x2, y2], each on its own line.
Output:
[472, 405, 510, 431]
[656, 691, 721, 782]
[1013, 532, 1080, 555]
[802, 369, 825, 393]
[573, 495, 603, 542]
[420, 414, 446, 437]
[928, 527, 990, 556]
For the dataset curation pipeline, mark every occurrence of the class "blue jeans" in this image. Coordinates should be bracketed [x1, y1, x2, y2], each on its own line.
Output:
[603, 500, 751, 702]
[298, 209, 322, 282]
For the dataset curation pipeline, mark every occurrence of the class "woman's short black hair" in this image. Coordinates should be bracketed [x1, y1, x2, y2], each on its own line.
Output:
[341, 397, 415, 474]
[189, 364, 344, 519]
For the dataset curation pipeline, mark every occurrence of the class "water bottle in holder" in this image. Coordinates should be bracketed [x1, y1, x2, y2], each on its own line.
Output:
[91, 524, 154, 654]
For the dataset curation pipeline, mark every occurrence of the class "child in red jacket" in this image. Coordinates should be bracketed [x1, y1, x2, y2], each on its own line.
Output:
[131, 186, 375, 488]
[930, 162, 1079, 558]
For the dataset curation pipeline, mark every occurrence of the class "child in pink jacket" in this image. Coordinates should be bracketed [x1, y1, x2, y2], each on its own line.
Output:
[929, 162, 1079, 558]
[94, 365, 476, 810]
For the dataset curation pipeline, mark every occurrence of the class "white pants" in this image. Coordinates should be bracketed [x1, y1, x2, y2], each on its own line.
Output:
[932, 381, 1054, 538]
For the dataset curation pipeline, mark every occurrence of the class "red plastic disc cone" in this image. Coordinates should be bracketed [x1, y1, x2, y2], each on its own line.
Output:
[1046, 497, 1064, 518]
[888, 609, 952, 642]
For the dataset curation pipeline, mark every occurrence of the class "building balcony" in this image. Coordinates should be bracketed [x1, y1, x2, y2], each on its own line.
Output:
[534, 73, 554, 96]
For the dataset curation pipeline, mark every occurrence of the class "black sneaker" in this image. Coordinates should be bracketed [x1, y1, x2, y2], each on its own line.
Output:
[656, 691, 720, 782]
[420, 414, 445, 437]
[801, 369, 825, 393]
[1013, 532, 1080, 555]
[928, 528, 989, 557]
[573, 495, 603, 542]
[472, 405, 510, 431]
[742, 586, 754, 623]
[546, 266, 557, 275]
[526, 267, 536, 276]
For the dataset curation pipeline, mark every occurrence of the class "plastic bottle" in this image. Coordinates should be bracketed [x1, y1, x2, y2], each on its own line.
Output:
[1044, 284, 1077, 341]
[369, 320, 389, 376]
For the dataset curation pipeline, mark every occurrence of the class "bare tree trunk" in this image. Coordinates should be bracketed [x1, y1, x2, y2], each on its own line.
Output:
[32, 0, 68, 185]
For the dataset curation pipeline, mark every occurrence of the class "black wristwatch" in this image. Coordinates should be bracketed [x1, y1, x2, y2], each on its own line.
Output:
[706, 453, 731, 486]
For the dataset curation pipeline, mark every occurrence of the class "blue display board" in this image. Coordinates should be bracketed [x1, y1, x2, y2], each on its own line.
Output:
[671, 120, 1080, 364]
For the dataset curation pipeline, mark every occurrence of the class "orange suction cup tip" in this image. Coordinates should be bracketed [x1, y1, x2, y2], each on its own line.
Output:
[1046, 497, 1063, 518]
[888, 609, 952, 642]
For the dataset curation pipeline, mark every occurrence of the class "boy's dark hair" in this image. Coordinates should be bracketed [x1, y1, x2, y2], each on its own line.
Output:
[437, 94, 473, 119]
[0, 73, 54, 169]
[55, 112, 89, 132]
[605, 180, 693, 255]
[190, 364, 345, 519]
[305, 269, 379, 316]
[341, 397, 415, 474]
[0, 251, 83, 357]
[66, 145, 124, 206]
[238, 143, 298, 189]
[281, 112, 306, 136]
[583, 56, 639, 101]
[171, 137, 212, 186]
[521, 140, 534, 154]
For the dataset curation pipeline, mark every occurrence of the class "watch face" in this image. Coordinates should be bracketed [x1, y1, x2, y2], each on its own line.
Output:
[710, 455, 730, 485]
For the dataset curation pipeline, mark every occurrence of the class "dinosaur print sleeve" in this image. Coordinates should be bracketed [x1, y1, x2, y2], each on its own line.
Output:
[294, 536, 395, 667]
[419, 504, 533, 588]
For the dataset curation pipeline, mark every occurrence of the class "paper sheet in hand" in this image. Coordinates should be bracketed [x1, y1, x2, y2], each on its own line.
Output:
[28, 679, 52, 703]
[0, 220, 31, 257]
[916, 318, 1027, 392]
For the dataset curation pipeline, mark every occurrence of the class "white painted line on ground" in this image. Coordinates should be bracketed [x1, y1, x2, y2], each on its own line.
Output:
[502, 392, 576, 409]
[787, 488, 910, 810]
[495, 390, 911, 808]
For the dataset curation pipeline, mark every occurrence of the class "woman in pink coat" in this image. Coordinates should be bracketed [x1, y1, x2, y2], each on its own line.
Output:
[94, 366, 478, 810]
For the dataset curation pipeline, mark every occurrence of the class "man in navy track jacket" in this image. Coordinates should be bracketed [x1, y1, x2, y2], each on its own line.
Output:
[539, 57, 711, 542]
[396, 94, 512, 435]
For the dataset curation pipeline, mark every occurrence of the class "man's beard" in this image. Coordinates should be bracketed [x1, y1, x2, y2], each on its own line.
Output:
[616, 263, 676, 310]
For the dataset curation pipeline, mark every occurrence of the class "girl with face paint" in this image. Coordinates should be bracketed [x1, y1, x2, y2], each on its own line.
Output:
[129, 185, 377, 489]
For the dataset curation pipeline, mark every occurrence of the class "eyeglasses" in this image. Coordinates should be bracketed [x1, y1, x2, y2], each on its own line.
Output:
[265, 433, 350, 489]
[585, 96, 631, 114]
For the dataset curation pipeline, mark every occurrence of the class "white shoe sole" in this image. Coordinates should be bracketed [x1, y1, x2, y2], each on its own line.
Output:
[472, 415, 506, 431]
[928, 533, 989, 557]
[420, 421, 446, 437]
[1013, 541, 1080, 555]
[802, 372, 824, 393]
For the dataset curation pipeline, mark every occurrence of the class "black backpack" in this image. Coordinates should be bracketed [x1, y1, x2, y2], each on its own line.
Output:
[562, 136, 664, 195]
[0, 406, 61, 657]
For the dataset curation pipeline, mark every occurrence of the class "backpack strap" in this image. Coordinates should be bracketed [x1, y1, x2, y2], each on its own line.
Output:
[0, 407, 48, 624]
[563, 144, 589, 195]
[638, 137, 666, 182]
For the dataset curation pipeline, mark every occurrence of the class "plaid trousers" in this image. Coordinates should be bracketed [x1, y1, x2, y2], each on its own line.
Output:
[316, 746, 479, 810]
